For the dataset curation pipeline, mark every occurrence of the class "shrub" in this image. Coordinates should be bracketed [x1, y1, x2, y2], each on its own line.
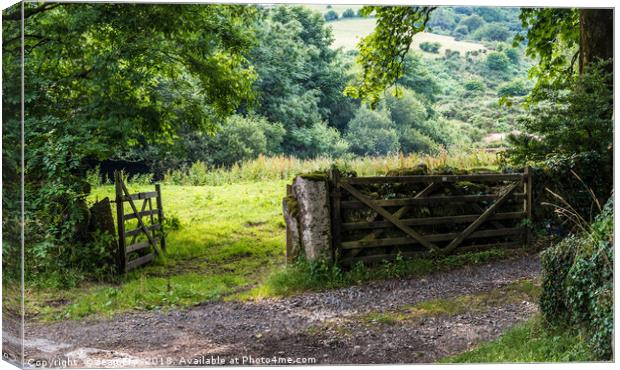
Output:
[459, 14, 484, 32]
[419, 41, 442, 53]
[473, 23, 511, 42]
[324, 10, 338, 21]
[288, 121, 350, 158]
[485, 51, 510, 71]
[498, 78, 528, 97]
[207, 115, 285, 167]
[345, 107, 400, 156]
[539, 199, 613, 360]
[463, 79, 486, 92]
[504, 47, 520, 64]
[342, 8, 355, 18]
[399, 128, 441, 155]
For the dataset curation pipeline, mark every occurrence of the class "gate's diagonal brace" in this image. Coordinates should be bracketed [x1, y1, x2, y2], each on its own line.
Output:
[445, 183, 505, 229]
[129, 198, 149, 246]
[119, 181, 161, 256]
[340, 183, 439, 253]
[441, 182, 519, 254]
[351, 182, 439, 258]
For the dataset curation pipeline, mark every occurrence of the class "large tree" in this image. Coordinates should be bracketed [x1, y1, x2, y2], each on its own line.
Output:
[2, 3, 259, 275]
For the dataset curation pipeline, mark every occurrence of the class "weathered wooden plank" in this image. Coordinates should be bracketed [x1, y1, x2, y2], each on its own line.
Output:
[124, 209, 159, 220]
[341, 193, 525, 209]
[114, 172, 127, 274]
[126, 240, 152, 254]
[122, 191, 158, 201]
[155, 184, 166, 251]
[124, 224, 161, 238]
[342, 211, 526, 231]
[442, 182, 520, 254]
[340, 183, 439, 252]
[525, 166, 533, 246]
[340, 241, 523, 265]
[340, 227, 524, 250]
[126, 253, 154, 271]
[329, 168, 342, 263]
[345, 173, 524, 184]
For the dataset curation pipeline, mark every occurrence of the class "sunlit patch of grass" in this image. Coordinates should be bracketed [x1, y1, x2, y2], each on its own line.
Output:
[29, 180, 288, 321]
[441, 316, 593, 363]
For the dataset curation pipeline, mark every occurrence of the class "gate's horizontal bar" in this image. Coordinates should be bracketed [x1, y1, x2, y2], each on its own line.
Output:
[339, 241, 523, 265]
[126, 241, 152, 254]
[341, 212, 526, 230]
[341, 193, 525, 208]
[122, 191, 158, 201]
[343, 173, 524, 184]
[340, 227, 524, 250]
[124, 224, 161, 237]
[125, 209, 159, 220]
[126, 253, 154, 271]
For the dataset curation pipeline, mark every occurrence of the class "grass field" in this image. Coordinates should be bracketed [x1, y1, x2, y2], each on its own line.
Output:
[326, 17, 486, 56]
[27, 152, 503, 321]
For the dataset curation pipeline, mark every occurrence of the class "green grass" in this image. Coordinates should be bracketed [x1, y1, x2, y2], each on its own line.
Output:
[27, 180, 288, 321]
[242, 248, 519, 299]
[442, 317, 594, 363]
[325, 17, 487, 55]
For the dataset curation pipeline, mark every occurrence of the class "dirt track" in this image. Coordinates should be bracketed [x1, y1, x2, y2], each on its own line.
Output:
[11, 254, 540, 367]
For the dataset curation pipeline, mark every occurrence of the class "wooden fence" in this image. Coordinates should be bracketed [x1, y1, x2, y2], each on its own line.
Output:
[329, 168, 532, 266]
[113, 172, 166, 273]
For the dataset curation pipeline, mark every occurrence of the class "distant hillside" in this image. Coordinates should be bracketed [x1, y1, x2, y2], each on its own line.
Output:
[327, 18, 486, 57]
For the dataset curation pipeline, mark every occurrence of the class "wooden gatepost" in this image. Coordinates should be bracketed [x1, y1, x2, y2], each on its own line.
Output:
[113, 171, 166, 273]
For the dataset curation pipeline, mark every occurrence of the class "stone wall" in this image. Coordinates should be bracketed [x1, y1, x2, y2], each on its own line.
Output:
[282, 175, 333, 264]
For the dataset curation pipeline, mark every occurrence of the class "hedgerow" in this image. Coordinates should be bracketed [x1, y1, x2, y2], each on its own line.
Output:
[539, 198, 613, 360]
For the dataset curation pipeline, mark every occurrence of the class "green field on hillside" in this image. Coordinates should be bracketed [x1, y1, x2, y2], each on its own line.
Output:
[327, 17, 486, 56]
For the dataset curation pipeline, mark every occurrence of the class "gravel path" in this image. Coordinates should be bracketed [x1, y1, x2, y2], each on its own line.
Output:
[16, 254, 540, 367]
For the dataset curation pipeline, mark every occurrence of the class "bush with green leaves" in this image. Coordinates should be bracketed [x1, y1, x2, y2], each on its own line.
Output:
[498, 78, 529, 97]
[342, 8, 355, 18]
[539, 198, 613, 360]
[505, 60, 612, 163]
[288, 121, 350, 158]
[463, 79, 486, 93]
[345, 107, 400, 156]
[485, 51, 510, 71]
[473, 23, 511, 41]
[419, 41, 442, 53]
[324, 9, 338, 21]
[206, 115, 285, 167]
[458, 14, 485, 32]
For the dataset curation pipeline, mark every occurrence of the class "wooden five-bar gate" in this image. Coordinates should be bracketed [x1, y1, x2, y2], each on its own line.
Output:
[113, 172, 166, 273]
[329, 168, 532, 265]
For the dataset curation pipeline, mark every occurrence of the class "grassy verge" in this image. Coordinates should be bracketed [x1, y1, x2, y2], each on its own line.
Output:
[240, 248, 522, 299]
[442, 316, 593, 363]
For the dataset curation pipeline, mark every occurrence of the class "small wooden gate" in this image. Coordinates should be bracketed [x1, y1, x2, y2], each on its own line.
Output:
[113, 172, 166, 273]
[329, 168, 532, 265]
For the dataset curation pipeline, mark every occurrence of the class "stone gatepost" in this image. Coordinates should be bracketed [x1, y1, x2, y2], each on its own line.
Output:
[282, 174, 332, 264]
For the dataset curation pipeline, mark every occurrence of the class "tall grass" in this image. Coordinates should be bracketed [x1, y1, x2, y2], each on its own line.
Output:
[163, 151, 497, 186]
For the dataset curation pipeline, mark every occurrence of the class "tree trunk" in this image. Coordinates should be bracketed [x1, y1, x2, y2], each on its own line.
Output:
[579, 9, 614, 73]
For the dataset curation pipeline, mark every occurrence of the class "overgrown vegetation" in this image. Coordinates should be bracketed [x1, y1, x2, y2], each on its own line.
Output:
[250, 249, 512, 297]
[539, 199, 613, 360]
[443, 317, 593, 363]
